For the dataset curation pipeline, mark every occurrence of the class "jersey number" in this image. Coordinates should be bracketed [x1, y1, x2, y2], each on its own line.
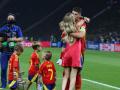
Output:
[48, 69, 53, 80]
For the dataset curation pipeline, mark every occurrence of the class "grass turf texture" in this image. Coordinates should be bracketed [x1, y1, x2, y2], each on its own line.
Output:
[1, 48, 120, 90]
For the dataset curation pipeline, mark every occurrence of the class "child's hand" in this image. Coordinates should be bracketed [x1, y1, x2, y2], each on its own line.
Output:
[37, 75, 42, 84]
[37, 78, 42, 84]
[13, 72, 18, 80]
[56, 59, 62, 66]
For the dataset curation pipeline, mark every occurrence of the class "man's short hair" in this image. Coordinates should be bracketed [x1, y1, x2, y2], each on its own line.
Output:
[72, 7, 82, 13]
[7, 13, 16, 21]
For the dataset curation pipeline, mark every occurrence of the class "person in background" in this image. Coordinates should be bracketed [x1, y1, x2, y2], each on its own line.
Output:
[0, 13, 23, 89]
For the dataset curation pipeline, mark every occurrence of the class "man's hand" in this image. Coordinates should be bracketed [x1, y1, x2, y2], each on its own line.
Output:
[0, 37, 3, 42]
[84, 17, 90, 23]
[70, 31, 85, 38]
[7, 37, 16, 42]
[8, 37, 23, 42]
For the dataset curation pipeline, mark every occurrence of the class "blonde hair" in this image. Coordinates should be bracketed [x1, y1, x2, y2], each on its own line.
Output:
[60, 12, 76, 43]
[59, 21, 65, 31]
[63, 12, 76, 33]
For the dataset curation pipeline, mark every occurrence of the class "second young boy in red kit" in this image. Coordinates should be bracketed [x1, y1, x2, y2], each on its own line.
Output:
[27, 41, 41, 90]
[38, 51, 56, 90]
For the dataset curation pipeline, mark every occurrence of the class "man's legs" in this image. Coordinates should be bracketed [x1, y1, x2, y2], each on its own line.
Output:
[0, 52, 1, 64]
[75, 73, 82, 90]
[75, 54, 84, 90]
[1, 53, 9, 88]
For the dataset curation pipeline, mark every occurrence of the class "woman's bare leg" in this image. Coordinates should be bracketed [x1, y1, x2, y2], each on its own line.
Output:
[69, 67, 78, 90]
[62, 67, 70, 90]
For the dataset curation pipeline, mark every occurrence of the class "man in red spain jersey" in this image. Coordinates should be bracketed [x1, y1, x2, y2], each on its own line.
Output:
[68, 7, 89, 90]
[27, 41, 41, 90]
[38, 51, 56, 90]
[64, 7, 89, 90]
[71, 7, 90, 90]
[8, 44, 24, 90]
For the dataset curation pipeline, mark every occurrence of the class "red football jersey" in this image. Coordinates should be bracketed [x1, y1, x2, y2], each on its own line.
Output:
[8, 53, 20, 80]
[39, 61, 56, 85]
[29, 51, 40, 75]
[80, 18, 87, 54]
[76, 17, 87, 54]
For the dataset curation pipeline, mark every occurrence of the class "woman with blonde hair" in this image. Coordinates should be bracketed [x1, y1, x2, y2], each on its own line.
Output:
[61, 11, 87, 90]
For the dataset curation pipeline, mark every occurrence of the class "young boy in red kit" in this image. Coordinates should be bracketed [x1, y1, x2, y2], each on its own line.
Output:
[38, 51, 56, 90]
[27, 41, 42, 90]
[8, 44, 24, 90]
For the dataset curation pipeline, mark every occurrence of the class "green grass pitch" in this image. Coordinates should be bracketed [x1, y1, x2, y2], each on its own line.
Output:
[1, 47, 120, 90]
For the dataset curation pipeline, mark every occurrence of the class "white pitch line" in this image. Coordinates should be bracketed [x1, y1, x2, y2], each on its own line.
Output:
[57, 78, 120, 90]
[83, 79, 120, 90]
